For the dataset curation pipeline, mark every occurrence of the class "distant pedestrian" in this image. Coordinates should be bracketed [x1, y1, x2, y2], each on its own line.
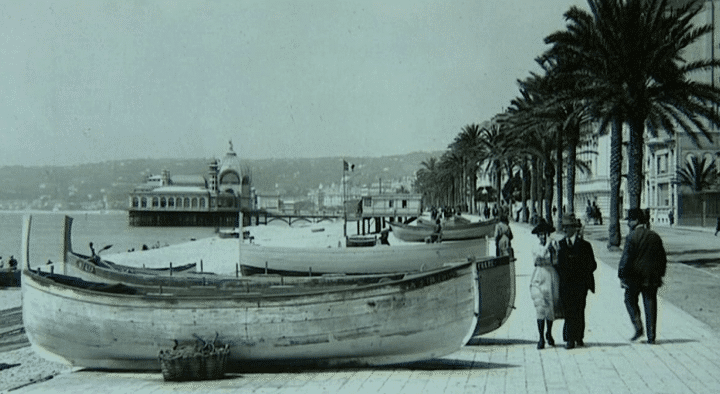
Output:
[494, 214, 514, 257]
[668, 210, 674, 226]
[530, 219, 561, 349]
[379, 230, 390, 246]
[618, 208, 667, 344]
[556, 214, 596, 349]
[429, 219, 442, 243]
[715, 217, 720, 236]
[8, 255, 18, 269]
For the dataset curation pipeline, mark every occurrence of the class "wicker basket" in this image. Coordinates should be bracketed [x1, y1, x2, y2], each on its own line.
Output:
[159, 335, 230, 382]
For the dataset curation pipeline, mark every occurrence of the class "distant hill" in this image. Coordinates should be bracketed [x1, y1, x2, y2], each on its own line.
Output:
[0, 151, 443, 211]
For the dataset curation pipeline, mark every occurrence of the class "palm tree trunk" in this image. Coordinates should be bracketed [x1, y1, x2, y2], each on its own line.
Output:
[627, 116, 644, 210]
[608, 117, 623, 249]
[521, 158, 528, 222]
[566, 129, 578, 219]
[544, 160, 554, 224]
[556, 133, 563, 230]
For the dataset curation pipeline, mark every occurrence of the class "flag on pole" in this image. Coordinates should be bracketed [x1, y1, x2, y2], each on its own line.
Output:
[343, 160, 355, 172]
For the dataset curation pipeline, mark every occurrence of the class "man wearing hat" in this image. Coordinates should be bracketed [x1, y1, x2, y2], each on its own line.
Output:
[618, 208, 667, 344]
[556, 214, 597, 349]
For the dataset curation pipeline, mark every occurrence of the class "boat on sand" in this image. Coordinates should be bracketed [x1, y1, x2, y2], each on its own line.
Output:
[389, 217, 497, 242]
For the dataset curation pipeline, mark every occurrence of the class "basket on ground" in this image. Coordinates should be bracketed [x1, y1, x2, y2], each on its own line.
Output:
[158, 334, 230, 381]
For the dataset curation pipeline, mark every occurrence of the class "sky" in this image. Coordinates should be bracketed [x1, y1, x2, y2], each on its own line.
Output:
[0, 0, 588, 167]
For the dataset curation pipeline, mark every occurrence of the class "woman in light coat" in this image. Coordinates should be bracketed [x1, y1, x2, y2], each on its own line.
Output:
[529, 219, 562, 349]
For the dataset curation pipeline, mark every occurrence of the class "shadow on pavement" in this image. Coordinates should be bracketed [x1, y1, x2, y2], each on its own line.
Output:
[395, 358, 516, 370]
[667, 249, 720, 256]
[466, 337, 536, 346]
[650, 338, 698, 345]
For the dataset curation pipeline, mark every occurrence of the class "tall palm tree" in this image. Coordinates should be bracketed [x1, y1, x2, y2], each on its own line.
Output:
[449, 124, 484, 214]
[415, 157, 440, 207]
[545, 0, 720, 246]
[676, 155, 716, 192]
[438, 151, 465, 209]
[675, 154, 717, 226]
[477, 120, 524, 212]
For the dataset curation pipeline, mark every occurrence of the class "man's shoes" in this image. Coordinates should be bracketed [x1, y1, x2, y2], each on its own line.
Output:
[630, 329, 644, 341]
[576, 340, 584, 347]
[646, 339, 655, 345]
[537, 339, 545, 350]
[565, 341, 575, 349]
[545, 332, 555, 347]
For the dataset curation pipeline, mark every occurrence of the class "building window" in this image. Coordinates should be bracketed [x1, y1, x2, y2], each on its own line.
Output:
[152, 197, 159, 208]
[132, 197, 139, 208]
[160, 197, 167, 208]
[141, 197, 147, 208]
[388, 200, 394, 208]
[200, 198, 206, 208]
[184, 197, 190, 208]
[192, 198, 198, 208]
[402, 200, 408, 208]
[168, 198, 175, 208]
[364, 197, 372, 207]
[658, 183, 669, 206]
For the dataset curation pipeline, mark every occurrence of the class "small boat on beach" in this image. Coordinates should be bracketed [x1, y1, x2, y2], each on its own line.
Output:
[20, 216, 481, 370]
[389, 217, 497, 242]
[238, 238, 489, 276]
[345, 234, 377, 247]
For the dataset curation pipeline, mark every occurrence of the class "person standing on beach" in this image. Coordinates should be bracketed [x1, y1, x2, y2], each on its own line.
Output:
[529, 219, 562, 349]
[618, 208, 667, 344]
[556, 214, 596, 349]
[494, 214, 513, 257]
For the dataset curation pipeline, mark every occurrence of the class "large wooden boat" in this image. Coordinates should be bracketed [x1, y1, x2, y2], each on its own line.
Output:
[21, 216, 480, 370]
[54, 215, 514, 337]
[389, 218, 497, 242]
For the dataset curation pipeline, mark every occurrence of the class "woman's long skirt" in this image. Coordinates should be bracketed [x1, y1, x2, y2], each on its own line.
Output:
[530, 265, 562, 320]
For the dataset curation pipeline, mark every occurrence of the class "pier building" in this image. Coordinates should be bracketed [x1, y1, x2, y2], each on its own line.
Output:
[127, 142, 255, 227]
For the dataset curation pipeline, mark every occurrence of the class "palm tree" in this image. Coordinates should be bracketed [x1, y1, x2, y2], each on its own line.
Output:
[675, 154, 717, 226]
[415, 157, 440, 207]
[477, 120, 524, 213]
[545, 0, 720, 246]
[449, 124, 484, 214]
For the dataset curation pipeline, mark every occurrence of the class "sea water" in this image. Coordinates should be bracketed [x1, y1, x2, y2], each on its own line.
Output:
[0, 211, 217, 267]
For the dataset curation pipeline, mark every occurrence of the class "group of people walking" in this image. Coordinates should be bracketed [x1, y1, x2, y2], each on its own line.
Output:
[525, 207, 667, 349]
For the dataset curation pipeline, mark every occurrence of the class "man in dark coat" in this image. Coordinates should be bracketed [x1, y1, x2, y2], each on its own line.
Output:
[557, 214, 597, 349]
[618, 208, 667, 344]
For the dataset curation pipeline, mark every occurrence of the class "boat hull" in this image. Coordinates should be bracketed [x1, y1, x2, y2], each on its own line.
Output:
[21, 261, 479, 370]
[239, 238, 488, 276]
[389, 220, 497, 242]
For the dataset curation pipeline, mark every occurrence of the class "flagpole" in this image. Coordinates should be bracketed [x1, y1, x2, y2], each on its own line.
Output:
[343, 159, 347, 238]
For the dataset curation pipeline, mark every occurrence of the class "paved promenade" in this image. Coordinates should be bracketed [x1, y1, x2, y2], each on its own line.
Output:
[11, 223, 720, 393]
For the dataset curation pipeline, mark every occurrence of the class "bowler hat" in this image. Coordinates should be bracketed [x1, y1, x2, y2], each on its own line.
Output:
[531, 219, 555, 235]
[561, 214, 581, 227]
[625, 208, 645, 222]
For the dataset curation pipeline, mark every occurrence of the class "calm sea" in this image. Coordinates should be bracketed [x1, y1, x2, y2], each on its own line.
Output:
[0, 211, 218, 267]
